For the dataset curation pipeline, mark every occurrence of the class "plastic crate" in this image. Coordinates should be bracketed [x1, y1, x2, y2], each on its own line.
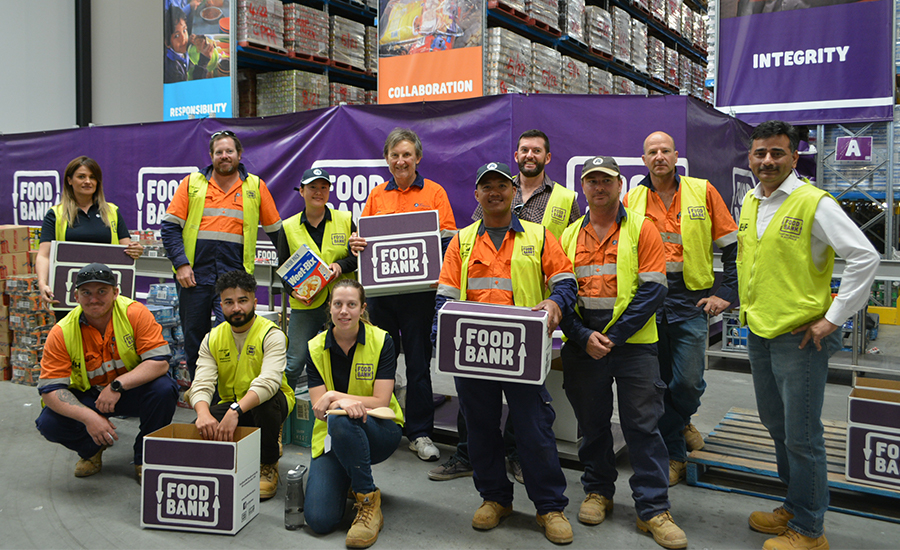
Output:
[720, 311, 748, 351]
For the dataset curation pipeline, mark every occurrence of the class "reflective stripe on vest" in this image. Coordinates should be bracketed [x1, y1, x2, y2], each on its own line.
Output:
[181, 172, 262, 274]
[541, 184, 577, 240]
[560, 211, 657, 344]
[208, 316, 295, 413]
[283, 208, 354, 310]
[627, 177, 714, 290]
[457, 220, 545, 307]
[52, 203, 119, 244]
[59, 296, 141, 392]
[307, 323, 404, 458]
[737, 184, 835, 339]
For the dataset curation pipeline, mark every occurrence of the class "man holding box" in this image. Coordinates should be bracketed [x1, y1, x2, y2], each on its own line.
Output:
[559, 157, 686, 549]
[161, 130, 285, 381]
[189, 270, 295, 500]
[739, 121, 878, 550]
[433, 162, 577, 544]
[36, 263, 177, 481]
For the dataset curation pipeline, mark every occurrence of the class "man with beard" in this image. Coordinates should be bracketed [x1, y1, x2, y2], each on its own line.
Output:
[431, 130, 580, 483]
[162, 130, 285, 381]
[189, 270, 295, 500]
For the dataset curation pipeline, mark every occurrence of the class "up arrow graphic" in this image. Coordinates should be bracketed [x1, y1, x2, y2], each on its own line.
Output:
[213, 496, 220, 513]
[519, 342, 526, 358]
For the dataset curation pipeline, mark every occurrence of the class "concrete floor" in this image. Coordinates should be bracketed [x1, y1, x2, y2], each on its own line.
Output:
[2, 359, 899, 549]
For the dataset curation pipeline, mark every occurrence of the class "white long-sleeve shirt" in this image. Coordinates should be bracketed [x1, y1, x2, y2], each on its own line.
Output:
[751, 172, 880, 326]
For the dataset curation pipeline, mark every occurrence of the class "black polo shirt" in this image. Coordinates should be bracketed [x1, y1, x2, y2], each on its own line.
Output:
[306, 322, 396, 393]
[41, 204, 130, 244]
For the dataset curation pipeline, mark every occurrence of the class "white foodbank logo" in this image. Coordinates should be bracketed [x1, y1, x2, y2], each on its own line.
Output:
[137, 167, 198, 230]
[12, 170, 60, 224]
[310, 159, 387, 220]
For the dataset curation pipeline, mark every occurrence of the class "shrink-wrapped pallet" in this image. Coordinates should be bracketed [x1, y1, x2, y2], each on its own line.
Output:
[257, 70, 329, 115]
[589, 66, 613, 94]
[484, 27, 532, 95]
[585, 6, 613, 55]
[531, 43, 562, 94]
[561, 56, 589, 94]
[611, 7, 631, 64]
[331, 15, 366, 70]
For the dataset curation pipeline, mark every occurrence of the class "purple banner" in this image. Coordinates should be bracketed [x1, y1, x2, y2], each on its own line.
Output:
[0, 95, 753, 238]
[715, 0, 894, 125]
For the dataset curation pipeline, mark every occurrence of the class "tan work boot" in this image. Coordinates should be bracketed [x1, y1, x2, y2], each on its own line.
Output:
[260, 463, 279, 500]
[669, 460, 686, 486]
[536, 511, 574, 544]
[346, 489, 383, 549]
[472, 500, 512, 530]
[578, 493, 613, 525]
[749, 506, 794, 534]
[637, 510, 688, 549]
[683, 423, 704, 451]
[135, 465, 142, 484]
[74, 446, 108, 477]
[763, 528, 828, 550]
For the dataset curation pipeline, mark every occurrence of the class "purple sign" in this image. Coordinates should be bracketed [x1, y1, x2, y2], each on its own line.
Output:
[716, 0, 893, 124]
[359, 211, 442, 296]
[50, 242, 136, 310]
[436, 301, 551, 384]
[835, 136, 873, 162]
[0, 96, 753, 249]
[846, 426, 900, 489]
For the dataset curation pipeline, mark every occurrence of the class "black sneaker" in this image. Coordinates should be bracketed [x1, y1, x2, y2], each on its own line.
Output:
[428, 456, 473, 481]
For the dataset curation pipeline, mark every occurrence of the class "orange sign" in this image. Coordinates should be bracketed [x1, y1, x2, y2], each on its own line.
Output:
[379, 47, 483, 104]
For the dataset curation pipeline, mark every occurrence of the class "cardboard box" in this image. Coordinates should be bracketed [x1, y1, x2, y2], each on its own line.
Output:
[141, 424, 261, 535]
[436, 301, 551, 384]
[276, 244, 332, 302]
[0, 252, 31, 277]
[290, 391, 315, 447]
[49, 242, 135, 310]
[846, 379, 900, 490]
[0, 225, 31, 254]
[0, 355, 9, 381]
[358, 211, 442, 297]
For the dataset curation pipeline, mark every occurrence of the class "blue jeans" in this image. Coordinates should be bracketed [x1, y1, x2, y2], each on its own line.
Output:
[455, 376, 568, 514]
[35, 375, 179, 464]
[657, 314, 708, 462]
[367, 291, 435, 440]
[304, 415, 402, 534]
[285, 303, 328, 390]
[561, 342, 670, 521]
[748, 329, 840, 539]
[176, 283, 223, 379]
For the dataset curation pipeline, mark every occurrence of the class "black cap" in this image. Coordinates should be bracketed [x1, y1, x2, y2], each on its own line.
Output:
[581, 156, 621, 178]
[299, 168, 332, 188]
[75, 263, 117, 288]
[475, 162, 514, 186]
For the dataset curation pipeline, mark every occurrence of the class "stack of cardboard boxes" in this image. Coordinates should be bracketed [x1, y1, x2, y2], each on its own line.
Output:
[0, 225, 45, 384]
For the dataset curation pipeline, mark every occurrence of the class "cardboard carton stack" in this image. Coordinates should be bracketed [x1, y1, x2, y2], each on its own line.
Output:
[8, 275, 52, 386]
[648, 36, 666, 82]
[237, 0, 286, 51]
[531, 43, 562, 94]
[558, 0, 585, 43]
[611, 7, 631, 65]
[585, 7, 613, 56]
[0, 280, 8, 381]
[484, 27, 532, 96]
[1, 226, 40, 383]
[527, 0, 560, 32]
[330, 82, 367, 105]
[366, 26, 378, 73]
[589, 66, 613, 94]
[330, 15, 367, 71]
[256, 70, 329, 115]
[561, 56, 589, 95]
[283, 3, 329, 58]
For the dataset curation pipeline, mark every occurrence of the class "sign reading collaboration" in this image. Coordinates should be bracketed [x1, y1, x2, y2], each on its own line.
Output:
[377, 0, 485, 104]
[163, 0, 233, 121]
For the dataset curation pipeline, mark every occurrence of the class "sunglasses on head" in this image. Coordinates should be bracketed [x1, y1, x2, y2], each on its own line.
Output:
[210, 130, 237, 141]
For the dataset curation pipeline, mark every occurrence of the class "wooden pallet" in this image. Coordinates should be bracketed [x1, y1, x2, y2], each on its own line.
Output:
[531, 19, 562, 37]
[687, 407, 900, 523]
[288, 51, 330, 66]
[487, 0, 530, 23]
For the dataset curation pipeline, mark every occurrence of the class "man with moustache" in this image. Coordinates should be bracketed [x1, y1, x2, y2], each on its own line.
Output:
[560, 157, 685, 549]
[189, 270, 295, 500]
[432, 130, 581, 483]
[162, 130, 285, 380]
[624, 131, 738, 485]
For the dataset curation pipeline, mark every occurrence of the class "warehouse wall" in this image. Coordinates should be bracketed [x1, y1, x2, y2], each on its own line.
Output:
[0, 1, 162, 136]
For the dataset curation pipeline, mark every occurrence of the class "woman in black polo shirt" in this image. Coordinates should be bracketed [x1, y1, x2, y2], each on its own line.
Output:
[36, 156, 144, 320]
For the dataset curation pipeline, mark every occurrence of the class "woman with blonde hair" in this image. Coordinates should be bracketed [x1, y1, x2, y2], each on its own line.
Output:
[304, 278, 403, 548]
[37, 156, 143, 320]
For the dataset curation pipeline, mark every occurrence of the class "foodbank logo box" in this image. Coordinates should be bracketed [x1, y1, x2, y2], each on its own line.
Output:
[141, 424, 260, 535]
[436, 301, 551, 384]
[358, 210, 442, 297]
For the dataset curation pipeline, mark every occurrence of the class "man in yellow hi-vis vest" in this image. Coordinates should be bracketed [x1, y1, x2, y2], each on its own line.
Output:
[740, 121, 878, 550]
[161, 130, 286, 381]
[189, 270, 294, 501]
[559, 157, 686, 550]
[36, 263, 177, 481]
[624, 131, 739, 486]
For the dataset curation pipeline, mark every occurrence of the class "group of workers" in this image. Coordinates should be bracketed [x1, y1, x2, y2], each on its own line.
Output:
[34, 120, 879, 550]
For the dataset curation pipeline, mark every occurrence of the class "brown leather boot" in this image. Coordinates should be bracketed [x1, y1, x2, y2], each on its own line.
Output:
[346, 489, 383, 548]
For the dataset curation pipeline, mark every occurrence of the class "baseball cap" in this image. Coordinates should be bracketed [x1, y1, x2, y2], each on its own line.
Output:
[581, 156, 621, 178]
[296, 168, 332, 190]
[75, 263, 117, 288]
[475, 162, 514, 186]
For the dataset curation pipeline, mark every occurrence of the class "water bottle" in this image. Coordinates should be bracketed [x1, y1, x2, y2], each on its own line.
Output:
[284, 464, 307, 530]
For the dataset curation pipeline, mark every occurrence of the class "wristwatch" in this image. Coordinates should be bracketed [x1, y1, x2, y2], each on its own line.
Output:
[229, 402, 243, 417]
[110, 380, 125, 393]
